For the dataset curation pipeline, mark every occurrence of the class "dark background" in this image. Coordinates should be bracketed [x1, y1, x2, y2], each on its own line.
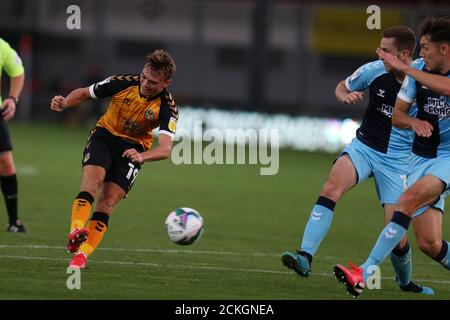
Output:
[1, 0, 449, 124]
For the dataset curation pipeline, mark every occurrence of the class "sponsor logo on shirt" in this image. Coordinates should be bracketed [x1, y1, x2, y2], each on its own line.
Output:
[377, 103, 393, 118]
[424, 97, 450, 119]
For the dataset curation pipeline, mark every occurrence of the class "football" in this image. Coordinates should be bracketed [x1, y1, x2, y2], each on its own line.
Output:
[165, 208, 204, 245]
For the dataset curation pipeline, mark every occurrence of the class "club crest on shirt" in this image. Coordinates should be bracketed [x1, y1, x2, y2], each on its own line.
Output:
[145, 109, 156, 120]
[168, 117, 177, 132]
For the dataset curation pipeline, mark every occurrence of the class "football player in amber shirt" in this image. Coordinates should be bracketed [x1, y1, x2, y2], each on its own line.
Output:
[50, 50, 178, 269]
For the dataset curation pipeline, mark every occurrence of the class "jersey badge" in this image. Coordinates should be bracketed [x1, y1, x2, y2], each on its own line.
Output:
[145, 109, 156, 121]
[168, 117, 177, 132]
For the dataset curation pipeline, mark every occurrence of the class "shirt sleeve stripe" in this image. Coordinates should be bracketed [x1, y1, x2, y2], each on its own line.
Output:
[89, 84, 98, 99]
[158, 130, 175, 138]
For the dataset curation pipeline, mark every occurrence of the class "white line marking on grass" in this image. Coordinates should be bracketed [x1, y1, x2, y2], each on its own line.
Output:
[0, 250, 449, 285]
[0, 254, 279, 274]
[16, 164, 38, 176]
[0, 244, 337, 259]
[0, 244, 283, 257]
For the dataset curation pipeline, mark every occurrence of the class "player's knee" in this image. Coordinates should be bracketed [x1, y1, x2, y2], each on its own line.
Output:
[0, 152, 15, 175]
[320, 181, 343, 202]
[418, 238, 442, 257]
[397, 191, 420, 215]
[1, 165, 15, 176]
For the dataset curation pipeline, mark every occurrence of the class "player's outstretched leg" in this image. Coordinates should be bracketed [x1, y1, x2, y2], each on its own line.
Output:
[281, 196, 335, 277]
[69, 212, 109, 269]
[384, 205, 434, 295]
[332, 211, 411, 297]
[67, 191, 95, 253]
[283, 154, 356, 277]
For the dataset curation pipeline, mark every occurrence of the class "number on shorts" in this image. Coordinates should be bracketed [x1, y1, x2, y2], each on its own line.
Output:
[126, 163, 139, 184]
[400, 174, 408, 192]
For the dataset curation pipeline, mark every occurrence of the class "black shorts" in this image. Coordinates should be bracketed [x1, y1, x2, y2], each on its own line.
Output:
[0, 117, 12, 152]
[82, 127, 145, 194]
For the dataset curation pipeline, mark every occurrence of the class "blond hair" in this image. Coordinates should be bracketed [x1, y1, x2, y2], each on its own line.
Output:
[145, 49, 176, 80]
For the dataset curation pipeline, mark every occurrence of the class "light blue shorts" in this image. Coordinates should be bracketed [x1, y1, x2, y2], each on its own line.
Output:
[337, 138, 409, 206]
[408, 154, 450, 217]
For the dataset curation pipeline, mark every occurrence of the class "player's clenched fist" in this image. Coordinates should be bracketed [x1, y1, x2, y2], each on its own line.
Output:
[343, 91, 364, 104]
[122, 148, 144, 164]
[50, 95, 67, 112]
[411, 118, 433, 138]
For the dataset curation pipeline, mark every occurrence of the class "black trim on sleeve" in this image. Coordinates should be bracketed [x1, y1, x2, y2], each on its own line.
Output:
[92, 74, 140, 99]
[158, 89, 178, 134]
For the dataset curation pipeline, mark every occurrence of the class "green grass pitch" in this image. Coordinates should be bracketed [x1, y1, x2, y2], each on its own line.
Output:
[0, 122, 448, 300]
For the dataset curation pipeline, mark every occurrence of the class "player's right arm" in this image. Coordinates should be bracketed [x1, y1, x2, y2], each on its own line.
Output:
[335, 61, 385, 105]
[376, 48, 450, 97]
[50, 75, 139, 112]
[393, 59, 433, 137]
[392, 98, 433, 137]
[335, 80, 364, 104]
[50, 87, 91, 112]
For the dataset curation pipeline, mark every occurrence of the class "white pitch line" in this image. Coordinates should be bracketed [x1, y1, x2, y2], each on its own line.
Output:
[0, 244, 360, 261]
[0, 244, 283, 257]
[0, 254, 338, 278]
[0, 254, 287, 274]
[0, 244, 445, 267]
[16, 164, 38, 176]
[0, 251, 449, 285]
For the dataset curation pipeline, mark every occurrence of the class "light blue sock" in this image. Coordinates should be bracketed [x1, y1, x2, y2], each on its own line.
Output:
[360, 215, 410, 281]
[390, 244, 412, 286]
[300, 196, 335, 256]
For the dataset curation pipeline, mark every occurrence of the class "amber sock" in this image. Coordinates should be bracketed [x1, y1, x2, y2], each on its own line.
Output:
[70, 191, 95, 231]
[79, 212, 109, 257]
